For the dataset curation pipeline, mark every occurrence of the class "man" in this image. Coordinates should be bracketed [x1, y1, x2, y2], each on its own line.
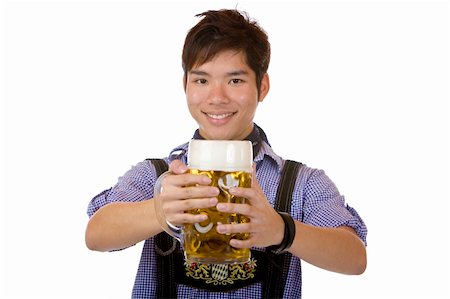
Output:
[86, 9, 367, 298]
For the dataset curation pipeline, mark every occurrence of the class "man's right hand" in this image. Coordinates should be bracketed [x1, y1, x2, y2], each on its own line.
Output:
[155, 159, 219, 226]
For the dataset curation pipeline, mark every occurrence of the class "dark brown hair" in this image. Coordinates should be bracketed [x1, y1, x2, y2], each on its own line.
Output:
[182, 9, 270, 93]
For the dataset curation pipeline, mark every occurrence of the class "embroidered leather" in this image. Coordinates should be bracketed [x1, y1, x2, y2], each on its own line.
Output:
[172, 250, 269, 292]
[184, 258, 257, 286]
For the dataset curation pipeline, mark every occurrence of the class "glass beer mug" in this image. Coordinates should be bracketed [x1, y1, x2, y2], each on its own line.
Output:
[154, 140, 253, 264]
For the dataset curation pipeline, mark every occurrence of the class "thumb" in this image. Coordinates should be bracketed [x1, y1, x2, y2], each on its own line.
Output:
[169, 159, 188, 174]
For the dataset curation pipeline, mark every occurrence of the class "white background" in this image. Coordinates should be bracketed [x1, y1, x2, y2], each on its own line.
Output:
[1, 0, 449, 298]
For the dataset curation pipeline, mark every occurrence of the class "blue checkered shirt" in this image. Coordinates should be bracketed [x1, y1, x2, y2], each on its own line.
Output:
[87, 140, 367, 299]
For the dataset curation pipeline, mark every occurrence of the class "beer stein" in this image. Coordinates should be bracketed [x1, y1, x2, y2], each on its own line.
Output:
[154, 139, 253, 264]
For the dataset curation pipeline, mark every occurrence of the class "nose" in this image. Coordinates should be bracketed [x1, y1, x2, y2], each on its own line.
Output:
[207, 83, 229, 104]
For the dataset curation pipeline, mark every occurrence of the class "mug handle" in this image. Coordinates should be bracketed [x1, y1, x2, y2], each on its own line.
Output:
[153, 171, 183, 242]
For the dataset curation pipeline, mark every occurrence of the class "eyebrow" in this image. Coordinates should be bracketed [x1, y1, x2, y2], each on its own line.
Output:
[189, 70, 209, 76]
[189, 69, 249, 77]
[227, 70, 249, 76]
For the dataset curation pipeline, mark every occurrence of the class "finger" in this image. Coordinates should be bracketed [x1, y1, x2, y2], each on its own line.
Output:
[228, 178, 264, 207]
[163, 172, 212, 189]
[168, 211, 210, 225]
[216, 202, 251, 216]
[164, 197, 218, 225]
[228, 186, 257, 205]
[216, 222, 251, 235]
[174, 185, 219, 200]
[164, 197, 218, 214]
[168, 159, 189, 174]
[229, 237, 253, 249]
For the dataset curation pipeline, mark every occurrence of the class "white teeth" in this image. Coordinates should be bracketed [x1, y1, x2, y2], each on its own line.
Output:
[207, 113, 233, 119]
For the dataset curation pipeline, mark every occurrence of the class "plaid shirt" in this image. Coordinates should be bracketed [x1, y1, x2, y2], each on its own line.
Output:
[87, 140, 367, 299]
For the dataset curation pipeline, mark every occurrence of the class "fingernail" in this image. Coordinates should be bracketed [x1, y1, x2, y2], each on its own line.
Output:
[216, 224, 225, 233]
[216, 203, 225, 210]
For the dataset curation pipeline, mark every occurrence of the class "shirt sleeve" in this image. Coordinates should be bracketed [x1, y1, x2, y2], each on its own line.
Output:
[302, 169, 368, 245]
[86, 160, 158, 218]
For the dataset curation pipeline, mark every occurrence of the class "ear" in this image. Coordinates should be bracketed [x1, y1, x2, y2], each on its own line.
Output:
[258, 73, 270, 102]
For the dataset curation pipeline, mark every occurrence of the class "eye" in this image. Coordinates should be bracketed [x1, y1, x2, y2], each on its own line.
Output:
[230, 78, 243, 84]
[195, 79, 208, 84]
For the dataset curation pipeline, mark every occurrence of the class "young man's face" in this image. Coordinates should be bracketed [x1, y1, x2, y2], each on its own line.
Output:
[185, 50, 269, 140]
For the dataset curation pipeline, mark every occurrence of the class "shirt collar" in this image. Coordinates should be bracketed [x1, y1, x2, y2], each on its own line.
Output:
[255, 141, 284, 172]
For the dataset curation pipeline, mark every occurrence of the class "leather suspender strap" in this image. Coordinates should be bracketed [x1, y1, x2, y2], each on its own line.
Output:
[146, 159, 178, 299]
[262, 160, 302, 299]
[274, 160, 302, 212]
[149, 158, 169, 179]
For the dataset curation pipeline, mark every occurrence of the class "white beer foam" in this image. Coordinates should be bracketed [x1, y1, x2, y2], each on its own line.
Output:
[188, 140, 253, 172]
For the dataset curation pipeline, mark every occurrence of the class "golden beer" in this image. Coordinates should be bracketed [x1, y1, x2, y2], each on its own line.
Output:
[184, 169, 252, 264]
[185, 140, 253, 264]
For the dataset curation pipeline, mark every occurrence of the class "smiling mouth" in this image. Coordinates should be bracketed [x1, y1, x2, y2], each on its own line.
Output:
[204, 112, 236, 119]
